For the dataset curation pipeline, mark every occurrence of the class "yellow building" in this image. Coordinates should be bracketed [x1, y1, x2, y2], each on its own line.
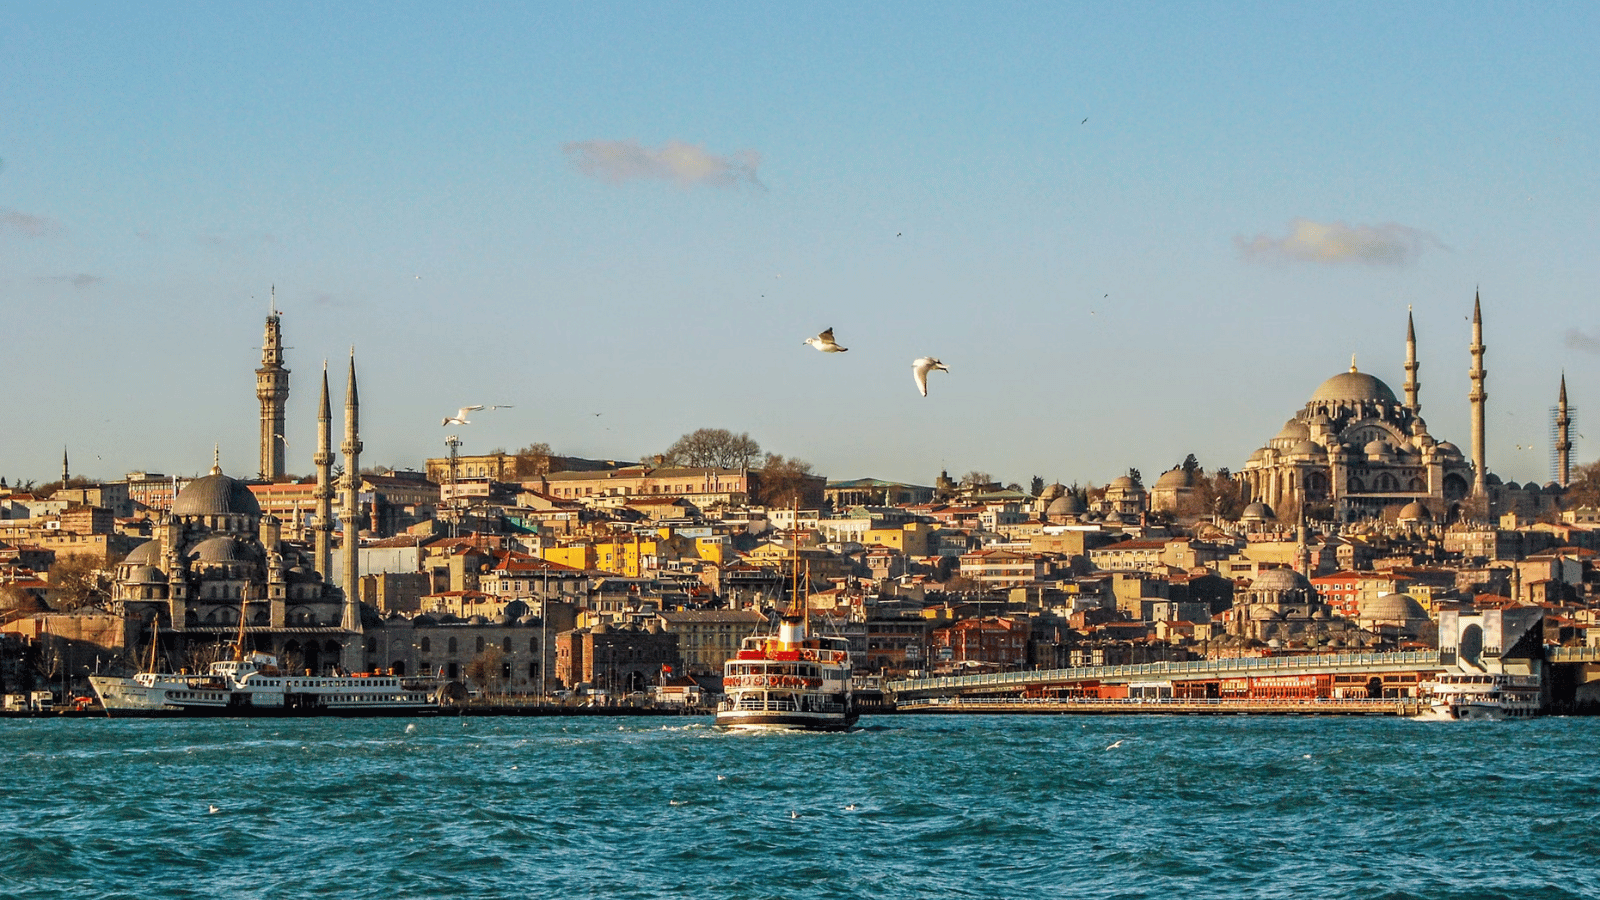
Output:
[866, 522, 934, 556]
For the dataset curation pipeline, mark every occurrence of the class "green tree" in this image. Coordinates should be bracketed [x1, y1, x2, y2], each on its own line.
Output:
[1029, 476, 1045, 497]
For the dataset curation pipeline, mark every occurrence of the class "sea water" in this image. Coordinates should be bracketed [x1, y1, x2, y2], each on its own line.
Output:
[3, 714, 1597, 900]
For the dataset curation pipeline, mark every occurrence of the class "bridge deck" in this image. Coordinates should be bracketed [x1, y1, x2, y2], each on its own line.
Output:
[897, 697, 1425, 716]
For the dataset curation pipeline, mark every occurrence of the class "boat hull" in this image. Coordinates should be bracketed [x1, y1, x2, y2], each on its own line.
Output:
[715, 708, 858, 731]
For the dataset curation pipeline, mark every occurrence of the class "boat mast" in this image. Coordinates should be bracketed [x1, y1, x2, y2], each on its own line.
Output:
[233, 583, 251, 662]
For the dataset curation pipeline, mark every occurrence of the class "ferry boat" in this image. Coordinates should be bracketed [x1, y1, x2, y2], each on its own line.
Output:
[90, 650, 443, 718]
[716, 551, 857, 731]
[1416, 671, 1542, 721]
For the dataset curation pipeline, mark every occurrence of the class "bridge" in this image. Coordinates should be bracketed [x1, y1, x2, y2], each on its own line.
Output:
[888, 651, 1445, 700]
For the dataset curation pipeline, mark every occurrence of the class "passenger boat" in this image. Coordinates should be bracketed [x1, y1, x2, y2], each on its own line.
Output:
[716, 552, 857, 731]
[91, 620, 442, 717]
[1416, 671, 1542, 721]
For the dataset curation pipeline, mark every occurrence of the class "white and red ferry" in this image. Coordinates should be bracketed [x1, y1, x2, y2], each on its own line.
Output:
[716, 613, 857, 731]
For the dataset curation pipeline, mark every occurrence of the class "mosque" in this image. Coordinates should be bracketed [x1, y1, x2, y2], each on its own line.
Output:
[111, 304, 371, 674]
[1235, 295, 1572, 525]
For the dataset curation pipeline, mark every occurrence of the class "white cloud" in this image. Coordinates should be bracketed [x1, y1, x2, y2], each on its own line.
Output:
[564, 139, 763, 189]
[1235, 218, 1441, 266]
[0, 208, 57, 237]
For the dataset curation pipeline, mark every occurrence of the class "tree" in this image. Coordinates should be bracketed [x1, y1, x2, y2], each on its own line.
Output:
[47, 555, 108, 611]
[959, 471, 993, 488]
[513, 442, 554, 478]
[1029, 476, 1045, 497]
[464, 645, 506, 695]
[754, 453, 815, 507]
[661, 428, 762, 469]
[1127, 468, 1142, 485]
[1181, 454, 1200, 474]
[1563, 458, 1600, 509]
[0, 584, 43, 615]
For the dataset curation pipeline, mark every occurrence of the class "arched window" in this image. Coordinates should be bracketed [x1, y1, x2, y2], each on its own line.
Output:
[420, 637, 431, 653]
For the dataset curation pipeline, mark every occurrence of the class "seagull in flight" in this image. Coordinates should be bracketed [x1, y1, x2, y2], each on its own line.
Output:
[804, 327, 848, 353]
[1105, 739, 1123, 750]
[912, 357, 949, 397]
[441, 404, 512, 427]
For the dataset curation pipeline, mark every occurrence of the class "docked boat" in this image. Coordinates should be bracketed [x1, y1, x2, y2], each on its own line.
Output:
[1416, 671, 1542, 721]
[90, 650, 444, 718]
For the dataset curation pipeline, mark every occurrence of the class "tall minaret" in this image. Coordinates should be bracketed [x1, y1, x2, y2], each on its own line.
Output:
[1469, 291, 1488, 498]
[1556, 373, 1572, 487]
[1403, 307, 1420, 414]
[61, 447, 69, 486]
[339, 351, 363, 640]
[313, 362, 334, 583]
[256, 287, 291, 481]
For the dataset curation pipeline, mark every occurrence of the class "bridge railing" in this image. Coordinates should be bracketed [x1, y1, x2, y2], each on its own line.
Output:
[1546, 646, 1600, 663]
[896, 696, 1414, 712]
[887, 650, 1445, 695]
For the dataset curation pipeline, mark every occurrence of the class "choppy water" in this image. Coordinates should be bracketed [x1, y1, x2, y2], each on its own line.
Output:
[4, 714, 1598, 900]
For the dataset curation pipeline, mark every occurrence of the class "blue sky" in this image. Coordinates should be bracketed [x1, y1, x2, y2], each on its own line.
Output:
[3, 3, 1597, 489]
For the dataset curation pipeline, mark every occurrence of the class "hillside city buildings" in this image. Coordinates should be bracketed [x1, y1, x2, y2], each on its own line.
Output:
[4, 296, 1600, 704]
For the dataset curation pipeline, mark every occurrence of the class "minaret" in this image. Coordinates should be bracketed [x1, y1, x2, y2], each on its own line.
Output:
[339, 352, 363, 641]
[1469, 291, 1488, 498]
[256, 287, 291, 481]
[1403, 307, 1420, 414]
[61, 447, 69, 486]
[1556, 373, 1572, 487]
[313, 362, 334, 583]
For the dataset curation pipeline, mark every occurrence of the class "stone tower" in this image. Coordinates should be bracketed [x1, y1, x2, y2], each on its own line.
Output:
[339, 352, 363, 647]
[1469, 292, 1488, 499]
[313, 362, 334, 583]
[256, 288, 291, 480]
[1403, 308, 1420, 414]
[1556, 373, 1572, 487]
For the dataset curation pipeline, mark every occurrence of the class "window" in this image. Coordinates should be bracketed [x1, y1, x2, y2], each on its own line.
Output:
[420, 637, 431, 653]
[476, 637, 485, 653]
[448, 637, 458, 654]
[503, 637, 512, 654]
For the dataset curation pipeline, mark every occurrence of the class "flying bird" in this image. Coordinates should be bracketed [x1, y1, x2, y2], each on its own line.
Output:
[1105, 740, 1123, 750]
[443, 405, 484, 426]
[1081, 117, 1088, 124]
[441, 404, 514, 426]
[912, 357, 949, 397]
[804, 327, 848, 353]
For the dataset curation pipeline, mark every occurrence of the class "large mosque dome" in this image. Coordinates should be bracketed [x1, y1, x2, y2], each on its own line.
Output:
[1309, 367, 1399, 405]
[172, 470, 262, 517]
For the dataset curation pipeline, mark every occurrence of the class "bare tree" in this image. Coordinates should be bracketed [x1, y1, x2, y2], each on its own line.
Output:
[47, 555, 108, 611]
[661, 429, 762, 469]
[1563, 458, 1600, 509]
[753, 453, 815, 507]
[959, 471, 993, 488]
[464, 645, 507, 695]
[513, 442, 554, 478]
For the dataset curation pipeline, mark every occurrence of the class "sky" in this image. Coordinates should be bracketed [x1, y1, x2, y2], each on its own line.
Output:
[2, 3, 1598, 491]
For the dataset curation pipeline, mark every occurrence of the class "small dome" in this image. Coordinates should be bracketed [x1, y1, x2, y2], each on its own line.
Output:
[1241, 501, 1274, 520]
[124, 540, 162, 567]
[1543, 481, 1562, 491]
[1251, 606, 1281, 621]
[1251, 568, 1311, 593]
[467, 615, 489, 625]
[1309, 368, 1399, 405]
[1039, 482, 1065, 502]
[1361, 592, 1427, 622]
[412, 613, 438, 626]
[1103, 510, 1125, 524]
[1397, 501, 1433, 522]
[1290, 440, 1326, 457]
[1364, 439, 1393, 457]
[516, 614, 539, 626]
[1107, 475, 1137, 490]
[191, 536, 260, 565]
[1248, 448, 1269, 463]
[1486, 473, 1503, 486]
[1275, 420, 1311, 442]
[127, 565, 167, 584]
[1155, 469, 1193, 490]
[1523, 482, 1541, 492]
[1434, 441, 1462, 457]
[172, 472, 262, 518]
[1046, 494, 1081, 517]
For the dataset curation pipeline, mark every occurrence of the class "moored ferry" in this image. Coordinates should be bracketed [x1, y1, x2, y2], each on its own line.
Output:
[716, 615, 857, 731]
[1416, 671, 1542, 721]
[90, 650, 443, 717]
